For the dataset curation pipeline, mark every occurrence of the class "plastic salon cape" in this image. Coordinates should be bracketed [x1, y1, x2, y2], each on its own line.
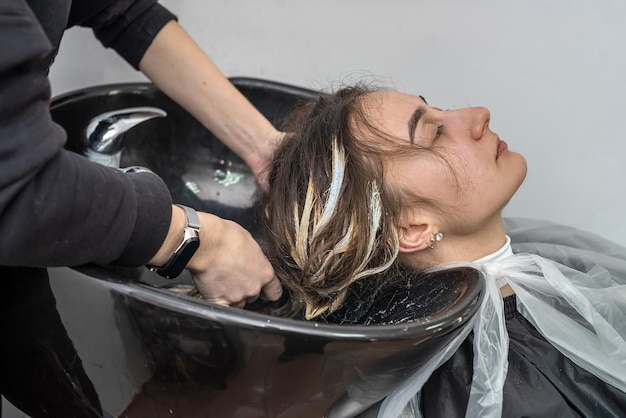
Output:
[377, 217, 626, 418]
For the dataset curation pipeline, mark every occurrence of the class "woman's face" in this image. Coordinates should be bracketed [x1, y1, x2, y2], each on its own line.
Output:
[363, 90, 527, 235]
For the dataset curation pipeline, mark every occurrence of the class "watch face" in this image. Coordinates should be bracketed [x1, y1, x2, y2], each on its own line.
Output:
[157, 235, 200, 279]
[151, 207, 201, 280]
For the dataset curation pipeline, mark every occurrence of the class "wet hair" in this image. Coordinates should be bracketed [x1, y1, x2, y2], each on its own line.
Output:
[262, 84, 451, 319]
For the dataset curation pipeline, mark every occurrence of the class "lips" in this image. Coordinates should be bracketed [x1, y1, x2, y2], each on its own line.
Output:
[496, 138, 508, 159]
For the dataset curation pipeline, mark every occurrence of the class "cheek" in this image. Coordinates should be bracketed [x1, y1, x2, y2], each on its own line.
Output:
[445, 145, 496, 190]
[465, 151, 527, 208]
[390, 156, 462, 204]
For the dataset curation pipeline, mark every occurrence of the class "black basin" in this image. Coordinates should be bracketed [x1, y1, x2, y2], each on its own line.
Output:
[51, 78, 319, 242]
[3, 78, 487, 418]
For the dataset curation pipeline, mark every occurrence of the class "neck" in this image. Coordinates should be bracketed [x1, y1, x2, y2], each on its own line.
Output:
[406, 216, 507, 269]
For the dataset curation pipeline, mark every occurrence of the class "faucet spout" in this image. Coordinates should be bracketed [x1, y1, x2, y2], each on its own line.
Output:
[84, 107, 167, 167]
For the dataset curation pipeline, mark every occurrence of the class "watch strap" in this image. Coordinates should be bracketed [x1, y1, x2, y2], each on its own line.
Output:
[178, 204, 201, 231]
[147, 204, 201, 279]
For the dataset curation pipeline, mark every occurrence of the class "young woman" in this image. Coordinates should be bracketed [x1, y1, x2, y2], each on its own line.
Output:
[262, 84, 626, 417]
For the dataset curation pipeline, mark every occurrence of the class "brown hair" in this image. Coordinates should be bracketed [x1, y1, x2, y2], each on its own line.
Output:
[261, 86, 389, 318]
[262, 85, 450, 319]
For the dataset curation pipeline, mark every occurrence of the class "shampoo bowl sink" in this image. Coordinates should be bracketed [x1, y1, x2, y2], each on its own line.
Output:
[4, 78, 486, 418]
[51, 78, 318, 239]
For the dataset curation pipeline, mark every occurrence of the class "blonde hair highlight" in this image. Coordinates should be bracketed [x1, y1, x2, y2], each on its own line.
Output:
[263, 86, 408, 319]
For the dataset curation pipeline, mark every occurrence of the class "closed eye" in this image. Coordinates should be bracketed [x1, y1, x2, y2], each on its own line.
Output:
[434, 125, 445, 141]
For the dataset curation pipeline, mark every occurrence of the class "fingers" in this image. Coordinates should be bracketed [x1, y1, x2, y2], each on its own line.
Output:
[232, 301, 246, 309]
[187, 213, 283, 309]
[231, 276, 282, 307]
[251, 130, 286, 193]
[202, 276, 282, 309]
[261, 276, 283, 302]
[255, 169, 270, 193]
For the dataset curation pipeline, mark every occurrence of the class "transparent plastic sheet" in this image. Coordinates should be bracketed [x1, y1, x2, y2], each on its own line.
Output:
[508, 255, 626, 392]
[463, 273, 508, 418]
[377, 218, 626, 418]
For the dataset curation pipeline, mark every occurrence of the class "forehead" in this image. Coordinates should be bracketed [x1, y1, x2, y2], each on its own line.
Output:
[362, 91, 425, 139]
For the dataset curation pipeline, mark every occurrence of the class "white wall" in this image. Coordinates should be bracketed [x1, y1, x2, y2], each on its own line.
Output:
[50, 0, 626, 247]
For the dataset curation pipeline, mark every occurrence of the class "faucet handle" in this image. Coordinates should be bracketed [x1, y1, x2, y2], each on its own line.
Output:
[84, 107, 167, 167]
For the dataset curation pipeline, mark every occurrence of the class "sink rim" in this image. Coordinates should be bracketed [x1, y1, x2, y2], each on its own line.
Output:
[71, 262, 484, 342]
[50, 77, 320, 111]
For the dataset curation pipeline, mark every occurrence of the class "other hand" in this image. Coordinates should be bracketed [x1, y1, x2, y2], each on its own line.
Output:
[186, 212, 282, 307]
[246, 129, 286, 193]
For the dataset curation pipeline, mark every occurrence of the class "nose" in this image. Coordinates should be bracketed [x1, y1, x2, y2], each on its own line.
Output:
[469, 107, 491, 139]
[457, 107, 490, 140]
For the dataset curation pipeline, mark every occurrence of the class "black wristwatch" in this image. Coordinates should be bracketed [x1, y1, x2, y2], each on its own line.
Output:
[148, 204, 201, 279]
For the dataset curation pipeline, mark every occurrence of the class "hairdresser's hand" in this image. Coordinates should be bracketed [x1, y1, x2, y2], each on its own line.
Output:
[186, 212, 282, 307]
[245, 129, 286, 193]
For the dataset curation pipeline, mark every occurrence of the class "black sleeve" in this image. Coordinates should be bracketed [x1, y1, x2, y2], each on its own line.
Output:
[0, 0, 172, 268]
[69, 0, 177, 69]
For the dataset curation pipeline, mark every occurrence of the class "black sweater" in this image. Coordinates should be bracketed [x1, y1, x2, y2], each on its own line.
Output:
[0, 0, 177, 268]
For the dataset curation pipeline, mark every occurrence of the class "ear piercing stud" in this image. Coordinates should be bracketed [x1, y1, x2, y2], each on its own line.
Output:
[428, 232, 444, 249]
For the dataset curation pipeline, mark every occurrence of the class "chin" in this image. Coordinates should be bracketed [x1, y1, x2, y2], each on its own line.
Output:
[502, 172, 526, 208]
[510, 152, 528, 189]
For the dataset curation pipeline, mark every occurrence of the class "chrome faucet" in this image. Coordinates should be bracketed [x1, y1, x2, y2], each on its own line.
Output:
[84, 107, 167, 167]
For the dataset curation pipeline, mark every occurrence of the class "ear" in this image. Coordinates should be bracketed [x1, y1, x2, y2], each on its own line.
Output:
[398, 223, 435, 253]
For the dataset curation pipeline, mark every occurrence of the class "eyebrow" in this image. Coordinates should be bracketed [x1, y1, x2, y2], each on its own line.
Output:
[407, 95, 429, 143]
[407, 106, 426, 143]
